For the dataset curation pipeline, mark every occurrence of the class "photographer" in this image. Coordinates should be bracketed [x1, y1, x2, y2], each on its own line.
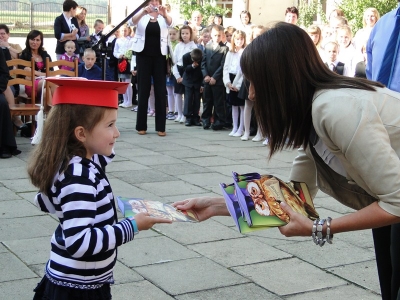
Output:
[131, 0, 173, 137]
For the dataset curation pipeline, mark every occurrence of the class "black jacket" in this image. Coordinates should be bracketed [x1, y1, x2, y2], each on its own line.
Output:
[182, 52, 203, 88]
[54, 14, 80, 55]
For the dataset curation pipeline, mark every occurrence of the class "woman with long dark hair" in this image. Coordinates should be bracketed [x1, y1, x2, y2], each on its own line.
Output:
[19, 30, 52, 100]
[174, 22, 400, 299]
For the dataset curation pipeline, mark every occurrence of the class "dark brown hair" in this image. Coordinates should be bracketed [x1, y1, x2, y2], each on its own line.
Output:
[179, 25, 193, 42]
[240, 22, 384, 158]
[27, 105, 109, 195]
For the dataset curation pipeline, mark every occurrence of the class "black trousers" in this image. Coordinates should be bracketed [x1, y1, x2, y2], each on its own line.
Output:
[201, 83, 226, 125]
[183, 85, 201, 119]
[372, 223, 400, 300]
[135, 54, 167, 132]
[0, 95, 17, 152]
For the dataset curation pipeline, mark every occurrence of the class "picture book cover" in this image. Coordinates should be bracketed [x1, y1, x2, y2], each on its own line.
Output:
[220, 172, 319, 233]
[116, 196, 199, 223]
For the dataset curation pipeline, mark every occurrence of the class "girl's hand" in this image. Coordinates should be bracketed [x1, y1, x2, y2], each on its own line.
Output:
[177, 77, 183, 84]
[134, 212, 172, 231]
[173, 196, 227, 221]
[278, 202, 314, 237]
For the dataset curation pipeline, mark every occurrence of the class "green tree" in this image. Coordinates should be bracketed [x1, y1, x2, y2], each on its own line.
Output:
[169, 0, 230, 25]
[298, 0, 326, 28]
[337, 0, 397, 33]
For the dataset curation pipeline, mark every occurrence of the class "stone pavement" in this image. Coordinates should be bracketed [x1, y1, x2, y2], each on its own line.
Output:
[0, 107, 381, 300]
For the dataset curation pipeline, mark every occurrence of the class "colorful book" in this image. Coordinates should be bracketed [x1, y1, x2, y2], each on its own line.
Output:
[220, 172, 319, 233]
[116, 196, 199, 222]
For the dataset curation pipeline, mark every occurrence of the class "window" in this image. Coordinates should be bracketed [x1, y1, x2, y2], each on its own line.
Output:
[216, 0, 233, 18]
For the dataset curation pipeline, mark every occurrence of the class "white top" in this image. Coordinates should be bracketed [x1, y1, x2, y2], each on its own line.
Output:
[290, 87, 400, 217]
[113, 36, 132, 59]
[172, 41, 197, 79]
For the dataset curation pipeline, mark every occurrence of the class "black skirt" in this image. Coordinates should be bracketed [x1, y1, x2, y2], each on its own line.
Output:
[33, 276, 112, 300]
[174, 65, 185, 94]
[227, 73, 245, 106]
[238, 78, 249, 101]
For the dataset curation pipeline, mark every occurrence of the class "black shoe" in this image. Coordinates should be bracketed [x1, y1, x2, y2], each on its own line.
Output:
[185, 119, 192, 126]
[0, 147, 12, 159]
[224, 123, 233, 129]
[211, 124, 223, 131]
[193, 120, 202, 126]
[202, 119, 210, 129]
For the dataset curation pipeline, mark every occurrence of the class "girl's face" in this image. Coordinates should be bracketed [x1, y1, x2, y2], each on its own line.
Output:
[225, 32, 232, 43]
[241, 13, 250, 25]
[181, 29, 191, 43]
[77, 10, 86, 21]
[121, 27, 129, 37]
[83, 109, 120, 159]
[234, 36, 245, 49]
[309, 33, 319, 45]
[337, 29, 351, 47]
[29, 35, 42, 51]
[214, 16, 222, 25]
[364, 12, 377, 27]
[169, 29, 178, 41]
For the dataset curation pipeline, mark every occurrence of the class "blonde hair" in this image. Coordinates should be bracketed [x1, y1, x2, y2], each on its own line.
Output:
[307, 25, 322, 47]
[83, 48, 96, 57]
[229, 30, 246, 52]
[337, 25, 353, 39]
[362, 7, 380, 28]
[64, 40, 76, 49]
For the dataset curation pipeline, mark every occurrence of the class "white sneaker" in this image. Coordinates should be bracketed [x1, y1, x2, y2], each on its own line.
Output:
[179, 116, 185, 123]
[241, 133, 249, 141]
[174, 115, 181, 122]
[252, 134, 263, 142]
[229, 129, 236, 136]
[233, 130, 243, 137]
[263, 138, 269, 145]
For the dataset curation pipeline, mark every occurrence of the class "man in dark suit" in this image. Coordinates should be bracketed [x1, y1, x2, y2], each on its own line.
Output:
[182, 48, 203, 126]
[54, 0, 80, 60]
[201, 25, 228, 130]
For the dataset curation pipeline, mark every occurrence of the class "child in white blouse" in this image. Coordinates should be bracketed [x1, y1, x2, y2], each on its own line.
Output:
[172, 25, 197, 123]
[223, 30, 246, 137]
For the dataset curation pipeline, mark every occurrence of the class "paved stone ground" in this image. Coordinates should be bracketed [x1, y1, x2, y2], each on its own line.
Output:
[0, 107, 381, 299]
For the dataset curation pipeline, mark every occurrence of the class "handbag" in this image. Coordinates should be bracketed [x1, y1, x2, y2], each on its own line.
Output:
[118, 58, 131, 74]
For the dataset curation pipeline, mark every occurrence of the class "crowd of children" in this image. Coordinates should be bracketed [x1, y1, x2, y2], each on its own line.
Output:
[58, 4, 380, 144]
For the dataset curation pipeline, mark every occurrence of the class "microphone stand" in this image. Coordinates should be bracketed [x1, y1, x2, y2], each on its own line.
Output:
[92, 0, 150, 80]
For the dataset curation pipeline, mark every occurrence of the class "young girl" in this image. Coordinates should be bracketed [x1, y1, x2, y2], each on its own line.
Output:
[239, 25, 266, 141]
[166, 26, 179, 120]
[223, 30, 246, 137]
[336, 25, 359, 77]
[28, 78, 171, 300]
[113, 25, 133, 108]
[172, 25, 197, 123]
[307, 25, 323, 59]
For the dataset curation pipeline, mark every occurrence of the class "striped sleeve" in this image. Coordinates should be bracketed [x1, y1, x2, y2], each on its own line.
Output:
[59, 176, 134, 259]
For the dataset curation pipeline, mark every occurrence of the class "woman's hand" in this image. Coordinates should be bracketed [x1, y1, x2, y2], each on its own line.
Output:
[172, 196, 229, 221]
[278, 202, 314, 237]
[177, 77, 183, 84]
[157, 5, 167, 17]
[134, 212, 172, 231]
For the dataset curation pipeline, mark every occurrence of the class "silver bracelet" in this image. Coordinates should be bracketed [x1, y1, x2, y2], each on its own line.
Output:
[312, 218, 319, 245]
[317, 219, 326, 247]
[326, 217, 333, 244]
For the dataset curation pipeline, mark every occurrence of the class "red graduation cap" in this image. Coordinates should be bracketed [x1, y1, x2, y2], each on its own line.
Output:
[46, 78, 129, 109]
